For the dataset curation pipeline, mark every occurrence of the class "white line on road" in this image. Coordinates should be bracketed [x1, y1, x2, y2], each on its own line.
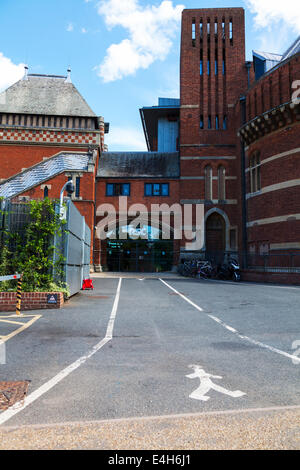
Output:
[159, 278, 300, 364]
[0, 278, 122, 426]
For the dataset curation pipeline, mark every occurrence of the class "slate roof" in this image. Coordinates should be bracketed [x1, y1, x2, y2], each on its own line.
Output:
[0, 74, 96, 117]
[252, 50, 282, 62]
[97, 152, 180, 178]
[281, 35, 300, 62]
[0, 152, 91, 199]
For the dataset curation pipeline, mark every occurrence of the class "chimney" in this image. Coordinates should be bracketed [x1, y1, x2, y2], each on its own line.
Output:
[65, 67, 72, 83]
[23, 65, 29, 81]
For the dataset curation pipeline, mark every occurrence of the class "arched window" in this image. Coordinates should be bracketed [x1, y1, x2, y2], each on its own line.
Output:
[218, 165, 226, 201]
[43, 186, 49, 198]
[204, 165, 213, 201]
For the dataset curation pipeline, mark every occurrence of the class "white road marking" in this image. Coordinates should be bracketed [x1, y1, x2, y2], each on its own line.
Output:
[186, 364, 246, 401]
[0, 278, 122, 426]
[159, 278, 300, 364]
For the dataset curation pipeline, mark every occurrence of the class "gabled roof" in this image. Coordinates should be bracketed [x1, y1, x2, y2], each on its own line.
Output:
[252, 50, 282, 62]
[0, 74, 96, 117]
[97, 152, 180, 178]
[0, 152, 92, 199]
[281, 35, 300, 61]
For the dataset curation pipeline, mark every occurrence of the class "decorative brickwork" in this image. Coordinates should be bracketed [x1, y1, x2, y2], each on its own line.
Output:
[0, 127, 99, 146]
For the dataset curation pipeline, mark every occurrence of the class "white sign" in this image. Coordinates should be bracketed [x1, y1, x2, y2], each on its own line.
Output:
[186, 364, 246, 401]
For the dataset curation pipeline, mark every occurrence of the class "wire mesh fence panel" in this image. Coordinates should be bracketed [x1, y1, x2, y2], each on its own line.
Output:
[62, 200, 91, 296]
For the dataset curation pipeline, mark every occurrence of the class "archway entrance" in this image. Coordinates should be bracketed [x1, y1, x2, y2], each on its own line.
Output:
[205, 212, 226, 263]
[105, 223, 173, 272]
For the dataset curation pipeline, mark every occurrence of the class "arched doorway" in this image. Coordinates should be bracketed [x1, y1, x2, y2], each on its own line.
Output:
[105, 222, 174, 272]
[205, 212, 226, 263]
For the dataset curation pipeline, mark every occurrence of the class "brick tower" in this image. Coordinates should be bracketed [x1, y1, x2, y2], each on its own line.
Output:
[179, 8, 249, 260]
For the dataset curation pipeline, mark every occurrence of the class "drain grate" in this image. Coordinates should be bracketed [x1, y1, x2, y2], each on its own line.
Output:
[0, 381, 30, 411]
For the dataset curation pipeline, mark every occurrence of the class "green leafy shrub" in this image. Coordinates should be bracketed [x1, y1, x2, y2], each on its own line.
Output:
[0, 198, 69, 297]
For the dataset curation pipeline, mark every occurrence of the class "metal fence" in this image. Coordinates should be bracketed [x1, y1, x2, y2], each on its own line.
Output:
[0, 198, 91, 296]
[60, 199, 91, 296]
[247, 252, 300, 273]
[179, 250, 300, 273]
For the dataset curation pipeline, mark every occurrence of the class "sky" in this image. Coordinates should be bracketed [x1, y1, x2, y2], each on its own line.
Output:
[0, 0, 300, 151]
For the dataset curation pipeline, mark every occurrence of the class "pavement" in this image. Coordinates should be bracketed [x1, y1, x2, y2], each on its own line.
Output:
[0, 274, 299, 450]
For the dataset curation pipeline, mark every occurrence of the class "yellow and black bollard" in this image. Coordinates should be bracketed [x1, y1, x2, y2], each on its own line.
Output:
[15, 274, 23, 316]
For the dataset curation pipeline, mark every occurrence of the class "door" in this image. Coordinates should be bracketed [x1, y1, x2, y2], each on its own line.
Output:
[205, 212, 226, 263]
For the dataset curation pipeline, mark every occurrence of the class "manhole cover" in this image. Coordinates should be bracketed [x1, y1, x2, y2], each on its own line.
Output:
[0, 381, 30, 411]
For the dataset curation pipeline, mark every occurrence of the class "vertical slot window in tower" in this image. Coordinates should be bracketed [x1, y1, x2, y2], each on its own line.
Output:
[215, 49, 218, 75]
[222, 19, 225, 42]
[207, 49, 210, 75]
[215, 115, 219, 129]
[222, 49, 226, 75]
[207, 19, 210, 42]
[192, 19, 196, 47]
[208, 115, 212, 129]
[214, 19, 218, 42]
[200, 49, 203, 75]
[200, 115, 204, 129]
[200, 19, 203, 43]
[229, 19, 233, 45]
[223, 115, 227, 130]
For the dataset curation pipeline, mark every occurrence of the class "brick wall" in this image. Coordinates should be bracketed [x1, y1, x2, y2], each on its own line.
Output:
[0, 292, 64, 311]
[241, 270, 300, 286]
[0, 144, 89, 180]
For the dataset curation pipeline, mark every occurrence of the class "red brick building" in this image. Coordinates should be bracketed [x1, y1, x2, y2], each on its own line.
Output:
[0, 70, 107, 262]
[1, 7, 300, 281]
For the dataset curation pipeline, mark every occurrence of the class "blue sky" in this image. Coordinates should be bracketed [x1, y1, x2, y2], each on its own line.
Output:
[0, 0, 299, 151]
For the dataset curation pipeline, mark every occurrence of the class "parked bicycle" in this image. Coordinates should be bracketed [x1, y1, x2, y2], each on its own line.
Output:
[178, 257, 241, 282]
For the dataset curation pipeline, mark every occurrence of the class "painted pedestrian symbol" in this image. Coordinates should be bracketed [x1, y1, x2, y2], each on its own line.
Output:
[186, 365, 246, 401]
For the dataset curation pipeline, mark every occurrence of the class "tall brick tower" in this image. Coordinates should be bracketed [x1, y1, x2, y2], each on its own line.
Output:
[179, 8, 248, 260]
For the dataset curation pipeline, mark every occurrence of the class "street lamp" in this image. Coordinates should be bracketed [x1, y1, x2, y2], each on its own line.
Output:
[59, 180, 75, 219]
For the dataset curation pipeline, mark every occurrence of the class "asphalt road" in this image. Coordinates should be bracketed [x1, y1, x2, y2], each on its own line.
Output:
[0, 275, 299, 448]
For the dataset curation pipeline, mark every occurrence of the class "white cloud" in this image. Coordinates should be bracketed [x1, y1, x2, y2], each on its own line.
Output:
[81, 27, 88, 33]
[0, 53, 25, 93]
[105, 125, 147, 151]
[66, 22, 74, 32]
[95, 0, 185, 82]
[246, 0, 300, 33]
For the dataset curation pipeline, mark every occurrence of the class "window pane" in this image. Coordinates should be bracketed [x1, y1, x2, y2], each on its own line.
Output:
[106, 184, 114, 196]
[153, 184, 160, 196]
[161, 183, 169, 196]
[145, 183, 152, 196]
[115, 184, 122, 196]
[122, 184, 130, 196]
[75, 177, 80, 198]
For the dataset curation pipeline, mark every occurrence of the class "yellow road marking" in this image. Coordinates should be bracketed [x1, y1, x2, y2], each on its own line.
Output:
[0, 315, 42, 343]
